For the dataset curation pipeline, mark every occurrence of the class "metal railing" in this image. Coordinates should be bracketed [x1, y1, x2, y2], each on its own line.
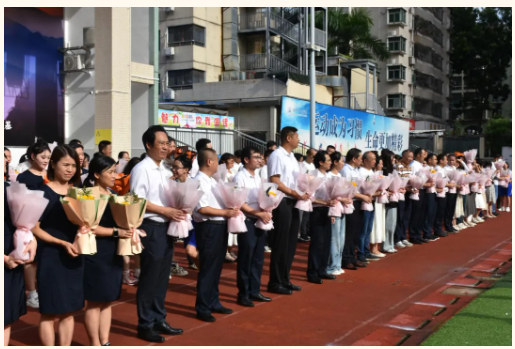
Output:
[239, 12, 266, 30]
[233, 130, 268, 154]
[239, 9, 300, 44]
[350, 93, 386, 115]
[306, 28, 327, 49]
[239, 53, 300, 74]
[275, 133, 312, 155]
[269, 53, 300, 73]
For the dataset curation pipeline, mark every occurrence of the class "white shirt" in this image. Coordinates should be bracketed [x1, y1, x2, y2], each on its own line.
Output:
[233, 162, 243, 173]
[258, 165, 268, 181]
[267, 146, 300, 198]
[359, 167, 374, 180]
[397, 163, 412, 177]
[130, 156, 171, 223]
[233, 167, 261, 213]
[436, 165, 448, 178]
[444, 165, 455, 171]
[300, 161, 315, 174]
[193, 171, 226, 222]
[342, 163, 361, 181]
[410, 160, 423, 175]
[326, 171, 341, 178]
[190, 158, 199, 178]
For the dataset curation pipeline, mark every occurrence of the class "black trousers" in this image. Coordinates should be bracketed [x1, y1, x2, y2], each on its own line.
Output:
[408, 190, 426, 241]
[137, 220, 174, 329]
[434, 195, 448, 234]
[423, 192, 437, 238]
[306, 207, 331, 280]
[237, 218, 266, 299]
[195, 221, 228, 315]
[445, 193, 457, 230]
[342, 201, 362, 265]
[394, 193, 412, 243]
[300, 211, 310, 237]
[268, 198, 300, 289]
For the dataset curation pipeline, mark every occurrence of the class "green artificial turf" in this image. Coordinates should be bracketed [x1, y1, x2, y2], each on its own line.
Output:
[423, 270, 512, 346]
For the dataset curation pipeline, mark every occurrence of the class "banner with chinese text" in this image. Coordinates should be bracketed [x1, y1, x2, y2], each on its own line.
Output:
[157, 110, 234, 130]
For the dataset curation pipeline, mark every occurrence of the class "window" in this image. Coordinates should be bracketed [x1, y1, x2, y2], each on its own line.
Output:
[387, 65, 406, 80]
[388, 36, 406, 52]
[167, 69, 205, 90]
[388, 8, 407, 24]
[451, 76, 462, 90]
[168, 25, 205, 47]
[387, 94, 406, 109]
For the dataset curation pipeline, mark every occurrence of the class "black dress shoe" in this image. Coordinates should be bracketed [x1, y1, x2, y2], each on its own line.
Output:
[426, 235, 440, 241]
[435, 232, 447, 238]
[298, 235, 310, 242]
[237, 298, 255, 307]
[249, 293, 272, 302]
[153, 321, 183, 335]
[320, 273, 336, 280]
[137, 328, 165, 343]
[267, 286, 292, 295]
[196, 312, 216, 322]
[343, 263, 358, 270]
[307, 277, 323, 284]
[421, 238, 430, 243]
[212, 306, 233, 314]
[285, 283, 301, 291]
[409, 239, 423, 245]
[354, 261, 368, 268]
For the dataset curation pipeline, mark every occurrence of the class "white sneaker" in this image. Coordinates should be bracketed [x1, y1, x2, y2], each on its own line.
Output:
[402, 240, 413, 247]
[395, 241, 406, 248]
[338, 269, 345, 274]
[386, 249, 397, 253]
[477, 217, 485, 222]
[499, 207, 505, 211]
[264, 246, 272, 253]
[453, 225, 461, 231]
[330, 270, 340, 276]
[507, 207, 511, 212]
[27, 292, 39, 309]
[458, 223, 467, 229]
[371, 252, 386, 258]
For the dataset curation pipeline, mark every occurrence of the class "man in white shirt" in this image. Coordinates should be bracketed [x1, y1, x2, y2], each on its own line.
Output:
[394, 150, 414, 249]
[233, 150, 243, 173]
[233, 146, 273, 307]
[341, 148, 371, 270]
[190, 138, 212, 178]
[492, 154, 503, 215]
[443, 153, 461, 232]
[357, 151, 378, 263]
[193, 148, 240, 322]
[298, 148, 317, 242]
[130, 125, 184, 343]
[433, 154, 457, 237]
[421, 153, 440, 242]
[408, 147, 430, 244]
[267, 127, 310, 295]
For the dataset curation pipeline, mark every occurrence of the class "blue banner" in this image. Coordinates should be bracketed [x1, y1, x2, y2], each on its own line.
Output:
[280, 96, 409, 155]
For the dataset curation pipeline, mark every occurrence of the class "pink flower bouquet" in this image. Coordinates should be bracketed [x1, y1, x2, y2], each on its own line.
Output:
[323, 177, 350, 216]
[464, 149, 477, 165]
[457, 173, 474, 195]
[6, 182, 49, 260]
[476, 175, 489, 194]
[294, 173, 325, 212]
[375, 173, 393, 204]
[499, 169, 511, 188]
[494, 160, 505, 171]
[467, 173, 482, 193]
[255, 183, 285, 230]
[165, 178, 204, 238]
[435, 174, 449, 198]
[445, 169, 463, 194]
[360, 178, 381, 211]
[420, 167, 438, 194]
[408, 175, 428, 201]
[483, 168, 495, 187]
[388, 171, 406, 202]
[215, 181, 250, 233]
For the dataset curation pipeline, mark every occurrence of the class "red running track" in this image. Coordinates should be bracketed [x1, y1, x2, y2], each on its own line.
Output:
[10, 212, 512, 346]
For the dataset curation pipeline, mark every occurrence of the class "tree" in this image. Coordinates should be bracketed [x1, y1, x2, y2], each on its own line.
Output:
[450, 8, 512, 131]
[318, 8, 389, 61]
[484, 114, 512, 156]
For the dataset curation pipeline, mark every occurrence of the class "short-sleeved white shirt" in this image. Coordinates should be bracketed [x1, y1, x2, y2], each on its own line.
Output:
[233, 167, 261, 213]
[193, 171, 226, 222]
[266, 146, 300, 198]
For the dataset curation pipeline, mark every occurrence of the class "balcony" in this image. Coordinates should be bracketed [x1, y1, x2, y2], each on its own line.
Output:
[350, 93, 386, 115]
[306, 28, 327, 50]
[239, 10, 300, 44]
[239, 53, 300, 74]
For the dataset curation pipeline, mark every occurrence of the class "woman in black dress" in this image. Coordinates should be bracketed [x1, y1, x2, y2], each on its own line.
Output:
[4, 155, 38, 345]
[83, 155, 131, 346]
[17, 139, 51, 310]
[32, 145, 83, 346]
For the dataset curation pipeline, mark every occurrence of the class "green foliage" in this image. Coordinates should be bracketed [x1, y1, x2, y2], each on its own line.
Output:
[484, 114, 512, 155]
[318, 8, 389, 61]
[450, 8, 512, 130]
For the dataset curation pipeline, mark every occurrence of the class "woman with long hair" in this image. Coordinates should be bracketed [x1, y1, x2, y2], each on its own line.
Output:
[381, 149, 402, 253]
[31, 145, 83, 346]
[498, 162, 512, 212]
[369, 151, 386, 258]
[83, 155, 132, 346]
[17, 139, 51, 309]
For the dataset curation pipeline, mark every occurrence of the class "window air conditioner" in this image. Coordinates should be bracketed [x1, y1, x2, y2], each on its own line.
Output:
[387, 59, 398, 65]
[387, 30, 398, 37]
[164, 7, 174, 12]
[409, 57, 416, 66]
[163, 88, 175, 100]
[164, 47, 175, 57]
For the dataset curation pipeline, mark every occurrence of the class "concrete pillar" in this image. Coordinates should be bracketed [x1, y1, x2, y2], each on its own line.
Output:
[148, 7, 158, 127]
[94, 7, 132, 157]
[269, 105, 277, 142]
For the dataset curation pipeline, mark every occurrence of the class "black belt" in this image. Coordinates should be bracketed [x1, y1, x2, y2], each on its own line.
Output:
[197, 220, 226, 226]
[142, 219, 169, 227]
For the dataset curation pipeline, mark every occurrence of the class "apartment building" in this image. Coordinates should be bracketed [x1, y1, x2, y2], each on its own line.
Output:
[368, 7, 450, 128]
[158, 7, 328, 141]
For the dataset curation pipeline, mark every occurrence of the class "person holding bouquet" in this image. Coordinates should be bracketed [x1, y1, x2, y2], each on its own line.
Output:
[380, 149, 403, 254]
[83, 155, 132, 346]
[193, 148, 240, 322]
[433, 154, 453, 237]
[31, 145, 84, 346]
[394, 150, 414, 249]
[444, 154, 461, 231]
[233, 146, 273, 307]
[421, 153, 440, 242]
[130, 126, 184, 343]
[266, 127, 309, 294]
[498, 162, 512, 212]
[306, 151, 338, 284]
[408, 148, 431, 244]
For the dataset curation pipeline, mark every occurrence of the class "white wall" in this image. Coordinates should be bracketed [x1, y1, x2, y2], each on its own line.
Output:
[131, 82, 150, 157]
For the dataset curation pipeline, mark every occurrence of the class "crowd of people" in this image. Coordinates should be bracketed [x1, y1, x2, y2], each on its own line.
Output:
[4, 125, 512, 346]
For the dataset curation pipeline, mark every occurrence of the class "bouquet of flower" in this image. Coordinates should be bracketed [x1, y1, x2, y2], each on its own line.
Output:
[435, 174, 449, 198]
[483, 168, 496, 187]
[8, 168, 19, 182]
[165, 178, 204, 238]
[457, 173, 473, 195]
[499, 169, 511, 188]
[375, 173, 394, 204]
[464, 149, 477, 165]
[467, 173, 482, 193]
[6, 182, 49, 260]
[494, 160, 506, 171]
[294, 172, 325, 212]
[255, 182, 285, 230]
[109, 191, 148, 255]
[341, 178, 362, 214]
[360, 176, 382, 211]
[445, 169, 463, 194]
[115, 159, 128, 174]
[60, 186, 110, 255]
[213, 163, 228, 182]
[214, 181, 250, 233]
[388, 171, 406, 202]
[323, 177, 345, 216]
[476, 175, 489, 194]
[420, 167, 438, 193]
[408, 174, 428, 200]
